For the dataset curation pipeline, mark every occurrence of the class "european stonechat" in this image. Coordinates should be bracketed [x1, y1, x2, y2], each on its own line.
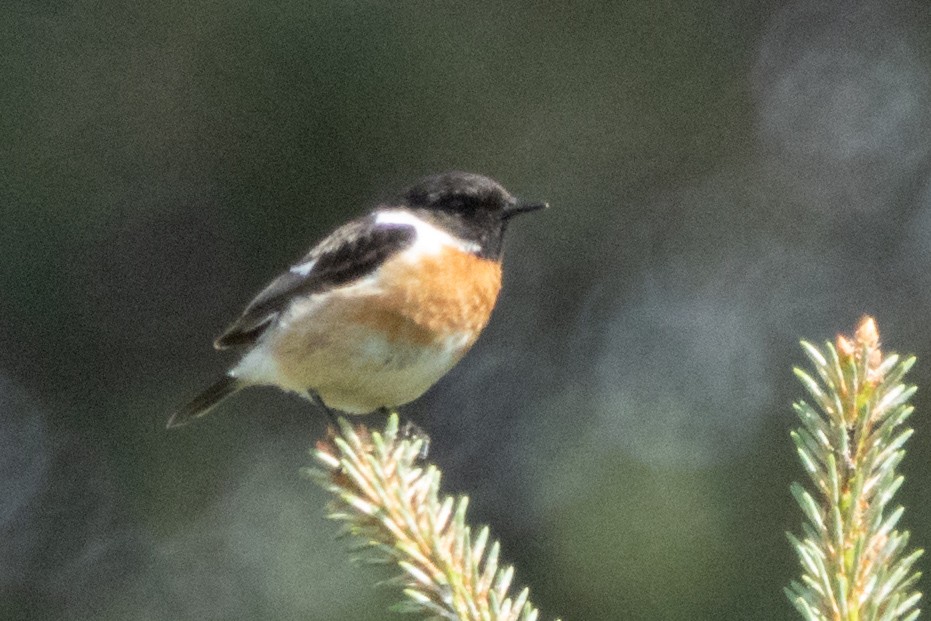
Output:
[167, 171, 547, 428]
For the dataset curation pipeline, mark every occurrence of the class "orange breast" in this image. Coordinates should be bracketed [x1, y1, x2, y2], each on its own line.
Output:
[351, 247, 503, 347]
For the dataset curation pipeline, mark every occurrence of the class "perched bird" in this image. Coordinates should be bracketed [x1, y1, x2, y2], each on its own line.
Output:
[167, 171, 547, 428]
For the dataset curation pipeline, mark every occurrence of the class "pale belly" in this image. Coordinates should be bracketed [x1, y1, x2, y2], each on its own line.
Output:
[293, 328, 470, 413]
[232, 291, 477, 414]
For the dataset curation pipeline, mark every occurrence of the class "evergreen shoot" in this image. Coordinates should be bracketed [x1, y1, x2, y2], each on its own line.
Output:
[787, 317, 923, 621]
[306, 414, 558, 621]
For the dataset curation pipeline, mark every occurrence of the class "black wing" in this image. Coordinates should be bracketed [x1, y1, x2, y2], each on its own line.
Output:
[214, 215, 416, 349]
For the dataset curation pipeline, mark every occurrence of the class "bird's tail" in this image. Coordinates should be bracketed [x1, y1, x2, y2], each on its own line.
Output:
[167, 375, 244, 429]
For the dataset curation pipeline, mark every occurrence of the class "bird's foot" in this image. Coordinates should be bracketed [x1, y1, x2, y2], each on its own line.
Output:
[398, 418, 430, 461]
[378, 407, 429, 458]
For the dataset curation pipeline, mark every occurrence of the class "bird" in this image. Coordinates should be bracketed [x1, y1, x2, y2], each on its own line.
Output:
[167, 171, 547, 429]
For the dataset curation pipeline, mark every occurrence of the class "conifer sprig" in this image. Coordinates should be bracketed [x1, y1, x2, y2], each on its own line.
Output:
[306, 414, 558, 621]
[787, 317, 923, 621]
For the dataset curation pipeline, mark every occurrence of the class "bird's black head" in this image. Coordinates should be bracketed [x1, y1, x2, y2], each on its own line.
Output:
[401, 171, 547, 259]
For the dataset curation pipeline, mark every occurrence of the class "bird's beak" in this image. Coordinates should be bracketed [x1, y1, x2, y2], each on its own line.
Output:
[502, 199, 549, 220]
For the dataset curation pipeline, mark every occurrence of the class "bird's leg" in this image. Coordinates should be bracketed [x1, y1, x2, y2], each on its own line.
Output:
[308, 390, 339, 428]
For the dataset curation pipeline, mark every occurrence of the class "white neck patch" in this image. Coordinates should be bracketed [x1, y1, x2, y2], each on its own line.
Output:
[375, 210, 480, 255]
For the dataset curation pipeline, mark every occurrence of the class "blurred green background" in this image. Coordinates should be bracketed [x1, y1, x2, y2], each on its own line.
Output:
[3, 1, 931, 619]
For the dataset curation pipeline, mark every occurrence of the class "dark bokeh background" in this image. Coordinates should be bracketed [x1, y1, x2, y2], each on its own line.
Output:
[3, 1, 931, 619]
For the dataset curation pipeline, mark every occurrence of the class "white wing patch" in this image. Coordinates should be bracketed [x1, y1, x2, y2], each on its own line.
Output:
[290, 259, 316, 276]
[375, 210, 480, 256]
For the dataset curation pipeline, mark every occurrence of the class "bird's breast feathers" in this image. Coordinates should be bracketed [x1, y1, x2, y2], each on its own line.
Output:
[292, 210, 503, 344]
[273, 241, 503, 354]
